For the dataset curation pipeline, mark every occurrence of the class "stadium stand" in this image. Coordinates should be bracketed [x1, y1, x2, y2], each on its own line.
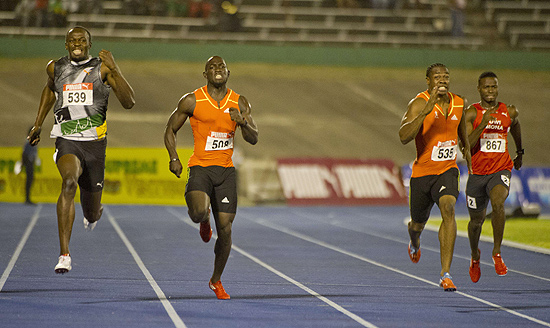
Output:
[486, 0, 550, 49]
[0, 0, 531, 50]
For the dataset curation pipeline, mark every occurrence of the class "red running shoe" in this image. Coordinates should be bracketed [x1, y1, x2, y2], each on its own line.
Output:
[492, 253, 508, 276]
[408, 242, 421, 263]
[209, 280, 230, 300]
[200, 220, 212, 243]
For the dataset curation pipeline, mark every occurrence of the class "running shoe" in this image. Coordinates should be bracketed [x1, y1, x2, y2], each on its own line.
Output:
[408, 242, 421, 263]
[83, 217, 97, 231]
[469, 260, 481, 283]
[200, 220, 212, 243]
[492, 253, 508, 276]
[439, 272, 457, 292]
[209, 280, 230, 300]
[54, 254, 72, 274]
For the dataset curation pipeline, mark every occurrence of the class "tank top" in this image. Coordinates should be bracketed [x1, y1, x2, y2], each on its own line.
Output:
[50, 56, 110, 141]
[471, 102, 513, 175]
[188, 86, 240, 168]
[411, 90, 464, 178]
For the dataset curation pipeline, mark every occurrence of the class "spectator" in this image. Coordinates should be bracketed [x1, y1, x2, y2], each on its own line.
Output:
[14, 0, 34, 27]
[450, 0, 466, 37]
[167, 0, 188, 17]
[21, 127, 40, 205]
[217, 1, 240, 32]
[35, 0, 49, 27]
[188, 0, 212, 18]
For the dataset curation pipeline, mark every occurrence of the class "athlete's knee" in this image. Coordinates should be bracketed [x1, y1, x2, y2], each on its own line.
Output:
[188, 207, 209, 223]
[60, 177, 78, 195]
[82, 204, 103, 222]
[439, 196, 456, 218]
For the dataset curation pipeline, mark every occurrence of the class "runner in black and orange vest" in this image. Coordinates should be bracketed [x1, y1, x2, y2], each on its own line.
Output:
[399, 63, 472, 292]
[164, 56, 258, 300]
[464, 71, 523, 283]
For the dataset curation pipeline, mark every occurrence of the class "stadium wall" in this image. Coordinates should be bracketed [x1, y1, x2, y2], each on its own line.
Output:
[1, 37, 549, 70]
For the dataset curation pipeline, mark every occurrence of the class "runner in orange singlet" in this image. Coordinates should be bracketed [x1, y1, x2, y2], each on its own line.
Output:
[164, 56, 258, 299]
[464, 71, 523, 283]
[399, 63, 472, 291]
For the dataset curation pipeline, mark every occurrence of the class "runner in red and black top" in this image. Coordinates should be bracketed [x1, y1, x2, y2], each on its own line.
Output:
[465, 71, 523, 283]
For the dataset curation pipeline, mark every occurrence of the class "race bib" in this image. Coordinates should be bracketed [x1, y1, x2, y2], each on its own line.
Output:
[480, 133, 505, 153]
[431, 141, 457, 161]
[63, 83, 93, 106]
[205, 131, 234, 151]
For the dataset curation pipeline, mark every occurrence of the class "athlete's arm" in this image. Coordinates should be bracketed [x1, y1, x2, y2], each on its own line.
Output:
[100, 49, 135, 109]
[399, 86, 439, 145]
[467, 104, 498, 149]
[28, 60, 56, 146]
[164, 93, 195, 178]
[458, 105, 472, 173]
[229, 95, 258, 145]
[508, 105, 523, 170]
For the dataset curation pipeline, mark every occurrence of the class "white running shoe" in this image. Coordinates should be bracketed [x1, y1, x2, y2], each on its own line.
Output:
[54, 255, 72, 274]
[83, 217, 97, 231]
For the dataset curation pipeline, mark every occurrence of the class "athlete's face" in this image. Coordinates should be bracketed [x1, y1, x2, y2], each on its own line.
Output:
[427, 66, 450, 95]
[65, 28, 91, 62]
[478, 77, 498, 104]
[203, 56, 229, 87]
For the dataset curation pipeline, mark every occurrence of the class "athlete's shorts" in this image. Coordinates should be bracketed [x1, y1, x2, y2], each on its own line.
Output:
[409, 167, 459, 224]
[465, 170, 511, 213]
[186, 166, 237, 214]
[54, 137, 107, 192]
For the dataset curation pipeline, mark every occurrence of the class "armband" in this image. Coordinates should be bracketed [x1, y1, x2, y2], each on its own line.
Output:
[516, 149, 524, 155]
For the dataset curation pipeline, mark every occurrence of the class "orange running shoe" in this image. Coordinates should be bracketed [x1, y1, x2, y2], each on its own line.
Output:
[209, 280, 230, 300]
[469, 249, 481, 283]
[408, 242, 421, 263]
[200, 220, 212, 243]
[439, 273, 457, 292]
[492, 253, 508, 276]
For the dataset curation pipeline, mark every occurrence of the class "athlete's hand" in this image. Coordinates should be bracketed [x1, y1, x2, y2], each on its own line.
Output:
[99, 49, 117, 71]
[480, 105, 498, 126]
[27, 126, 41, 146]
[513, 154, 522, 170]
[169, 159, 183, 178]
[228, 107, 246, 125]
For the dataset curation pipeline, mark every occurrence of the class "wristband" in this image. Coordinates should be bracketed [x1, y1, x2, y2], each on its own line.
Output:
[170, 158, 180, 163]
[516, 149, 524, 155]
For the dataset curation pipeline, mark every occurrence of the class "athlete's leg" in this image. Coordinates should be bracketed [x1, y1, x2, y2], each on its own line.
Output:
[80, 189, 103, 224]
[438, 194, 457, 276]
[488, 184, 509, 256]
[56, 154, 82, 255]
[210, 211, 236, 283]
[185, 190, 210, 223]
[408, 220, 425, 250]
[467, 209, 485, 261]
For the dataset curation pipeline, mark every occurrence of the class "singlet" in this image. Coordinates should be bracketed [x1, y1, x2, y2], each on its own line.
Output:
[411, 90, 464, 178]
[50, 56, 110, 141]
[471, 102, 513, 175]
[188, 86, 240, 168]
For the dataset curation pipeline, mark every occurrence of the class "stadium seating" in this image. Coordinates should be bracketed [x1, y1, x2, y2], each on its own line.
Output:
[486, 0, 550, 49]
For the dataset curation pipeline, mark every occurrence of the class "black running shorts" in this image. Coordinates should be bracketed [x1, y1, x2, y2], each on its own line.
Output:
[465, 170, 511, 213]
[186, 166, 237, 214]
[54, 137, 107, 192]
[409, 167, 460, 224]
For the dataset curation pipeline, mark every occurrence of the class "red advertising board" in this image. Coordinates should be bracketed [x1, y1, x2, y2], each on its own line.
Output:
[277, 158, 408, 206]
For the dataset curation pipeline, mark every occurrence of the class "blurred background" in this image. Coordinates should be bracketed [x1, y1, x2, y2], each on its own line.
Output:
[0, 0, 549, 210]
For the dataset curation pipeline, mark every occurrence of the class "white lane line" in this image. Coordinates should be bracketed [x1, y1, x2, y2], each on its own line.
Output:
[251, 217, 550, 328]
[104, 207, 187, 328]
[0, 204, 42, 292]
[165, 207, 379, 328]
[343, 81, 404, 118]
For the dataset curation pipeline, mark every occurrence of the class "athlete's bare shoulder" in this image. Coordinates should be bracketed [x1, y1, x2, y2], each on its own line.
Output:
[177, 92, 196, 116]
